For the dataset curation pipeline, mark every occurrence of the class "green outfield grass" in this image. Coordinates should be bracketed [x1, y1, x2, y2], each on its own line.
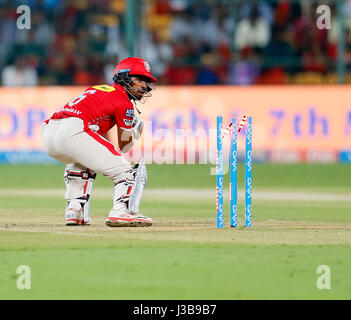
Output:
[0, 163, 350, 190]
[0, 164, 350, 299]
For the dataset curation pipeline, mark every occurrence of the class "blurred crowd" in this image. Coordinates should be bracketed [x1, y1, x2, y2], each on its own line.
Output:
[0, 0, 350, 86]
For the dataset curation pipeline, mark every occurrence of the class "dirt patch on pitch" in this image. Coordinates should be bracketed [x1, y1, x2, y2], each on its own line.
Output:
[1, 215, 351, 245]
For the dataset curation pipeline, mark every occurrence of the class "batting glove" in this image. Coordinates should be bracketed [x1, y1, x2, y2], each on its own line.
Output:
[132, 115, 144, 140]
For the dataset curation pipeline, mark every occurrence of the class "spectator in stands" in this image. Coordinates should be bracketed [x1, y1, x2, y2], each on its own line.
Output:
[169, 9, 199, 44]
[1, 55, 38, 86]
[0, 0, 342, 86]
[44, 54, 74, 85]
[302, 39, 328, 73]
[291, 2, 328, 74]
[195, 53, 220, 85]
[169, 0, 189, 12]
[234, 4, 271, 52]
[198, 10, 222, 50]
[74, 57, 92, 86]
[262, 26, 297, 73]
[0, 7, 16, 68]
[104, 55, 120, 85]
[328, 2, 351, 64]
[238, 1, 274, 26]
[141, 30, 174, 82]
[227, 47, 260, 85]
[290, 2, 327, 57]
[32, 9, 55, 48]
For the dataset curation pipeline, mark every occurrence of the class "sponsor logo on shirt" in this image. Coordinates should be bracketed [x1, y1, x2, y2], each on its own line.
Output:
[92, 85, 116, 92]
[126, 108, 134, 117]
[123, 118, 133, 126]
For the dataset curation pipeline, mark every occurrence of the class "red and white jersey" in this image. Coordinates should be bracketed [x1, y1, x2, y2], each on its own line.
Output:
[45, 84, 134, 135]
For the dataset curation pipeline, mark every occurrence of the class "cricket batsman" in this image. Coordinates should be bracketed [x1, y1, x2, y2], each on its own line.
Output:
[41, 57, 157, 227]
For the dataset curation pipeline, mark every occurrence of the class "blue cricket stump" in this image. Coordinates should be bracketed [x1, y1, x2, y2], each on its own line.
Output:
[245, 116, 253, 227]
[230, 117, 238, 228]
[216, 116, 224, 228]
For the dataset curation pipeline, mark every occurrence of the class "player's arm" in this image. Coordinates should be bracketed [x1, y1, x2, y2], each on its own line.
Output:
[117, 127, 134, 153]
[117, 115, 144, 153]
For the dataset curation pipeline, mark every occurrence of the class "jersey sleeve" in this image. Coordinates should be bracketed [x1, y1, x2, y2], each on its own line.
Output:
[115, 104, 135, 131]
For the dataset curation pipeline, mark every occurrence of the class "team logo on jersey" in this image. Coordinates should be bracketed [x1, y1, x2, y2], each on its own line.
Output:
[144, 61, 151, 72]
[126, 108, 134, 117]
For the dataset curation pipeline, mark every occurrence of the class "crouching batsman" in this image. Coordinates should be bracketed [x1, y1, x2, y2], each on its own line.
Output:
[41, 57, 157, 227]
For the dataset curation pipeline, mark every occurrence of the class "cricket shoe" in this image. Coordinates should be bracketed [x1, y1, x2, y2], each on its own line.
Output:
[65, 200, 89, 226]
[105, 209, 153, 227]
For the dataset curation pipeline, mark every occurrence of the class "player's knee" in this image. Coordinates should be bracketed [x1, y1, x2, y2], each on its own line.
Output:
[108, 164, 133, 184]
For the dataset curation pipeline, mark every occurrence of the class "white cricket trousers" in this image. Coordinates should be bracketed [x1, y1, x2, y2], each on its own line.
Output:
[41, 117, 132, 182]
